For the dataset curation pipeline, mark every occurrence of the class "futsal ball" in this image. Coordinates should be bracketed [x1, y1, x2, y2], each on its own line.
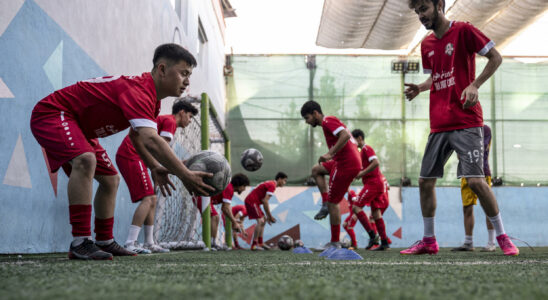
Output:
[184, 150, 231, 196]
[294, 239, 304, 248]
[278, 235, 294, 251]
[341, 236, 351, 248]
[240, 148, 263, 171]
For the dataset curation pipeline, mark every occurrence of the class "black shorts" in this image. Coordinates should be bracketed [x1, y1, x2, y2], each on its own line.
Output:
[420, 127, 485, 179]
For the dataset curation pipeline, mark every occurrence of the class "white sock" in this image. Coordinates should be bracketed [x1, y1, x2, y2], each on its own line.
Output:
[125, 225, 141, 246]
[487, 213, 506, 236]
[465, 235, 473, 245]
[144, 225, 154, 245]
[71, 236, 92, 247]
[488, 229, 496, 245]
[423, 217, 435, 237]
[95, 239, 113, 246]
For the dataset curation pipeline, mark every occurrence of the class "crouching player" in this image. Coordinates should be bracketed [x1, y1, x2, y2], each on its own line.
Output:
[223, 204, 249, 249]
[245, 172, 288, 250]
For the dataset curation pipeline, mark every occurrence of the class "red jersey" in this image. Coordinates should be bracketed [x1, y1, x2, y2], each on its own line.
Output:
[33, 73, 160, 138]
[212, 183, 234, 205]
[321, 116, 361, 169]
[421, 21, 492, 132]
[116, 114, 177, 160]
[347, 189, 358, 217]
[360, 145, 383, 186]
[245, 180, 276, 205]
[232, 205, 248, 218]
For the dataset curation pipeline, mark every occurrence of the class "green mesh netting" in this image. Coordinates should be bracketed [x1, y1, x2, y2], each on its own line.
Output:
[227, 55, 548, 186]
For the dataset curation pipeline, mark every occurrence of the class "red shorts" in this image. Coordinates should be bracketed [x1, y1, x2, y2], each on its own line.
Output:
[116, 155, 154, 203]
[322, 161, 360, 204]
[194, 197, 219, 217]
[245, 200, 264, 220]
[30, 108, 117, 176]
[343, 214, 357, 228]
[356, 183, 384, 207]
[371, 193, 389, 212]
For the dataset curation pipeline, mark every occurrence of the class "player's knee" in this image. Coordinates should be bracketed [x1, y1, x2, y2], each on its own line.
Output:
[149, 195, 157, 207]
[102, 174, 120, 190]
[142, 195, 155, 208]
[418, 178, 435, 190]
[71, 152, 96, 174]
[311, 164, 322, 176]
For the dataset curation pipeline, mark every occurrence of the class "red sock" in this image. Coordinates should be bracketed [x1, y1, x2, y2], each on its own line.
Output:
[344, 225, 357, 247]
[370, 221, 377, 234]
[375, 218, 388, 241]
[357, 211, 373, 233]
[233, 235, 240, 248]
[330, 224, 340, 242]
[258, 237, 263, 245]
[321, 192, 329, 204]
[94, 217, 114, 241]
[69, 205, 92, 237]
[251, 240, 258, 247]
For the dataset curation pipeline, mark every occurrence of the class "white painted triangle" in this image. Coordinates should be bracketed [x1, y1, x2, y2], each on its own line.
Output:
[277, 209, 289, 223]
[3, 134, 32, 188]
[312, 191, 321, 205]
[43, 40, 63, 90]
[275, 187, 308, 203]
[0, 78, 14, 98]
[0, 0, 24, 37]
[388, 187, 402, 220]
[269, 204, 278, 212]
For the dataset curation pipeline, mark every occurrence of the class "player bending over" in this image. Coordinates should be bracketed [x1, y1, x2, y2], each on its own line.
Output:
[301, 100, 362, 248]
[402, 0, 517, 256]
[245, 172, 288, 250]
[223, 204, 249, 249]
[351, 129, 390, 251]
[117, 99, 197, 254]
[342, 189, 358, 249]
[30, 43, 213, 260]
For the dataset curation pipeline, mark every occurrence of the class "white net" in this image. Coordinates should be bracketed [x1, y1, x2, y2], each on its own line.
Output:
[154, 98, 228, 250]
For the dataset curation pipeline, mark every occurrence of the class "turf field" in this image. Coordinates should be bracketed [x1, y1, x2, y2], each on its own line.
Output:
[2, 247, 548, 299]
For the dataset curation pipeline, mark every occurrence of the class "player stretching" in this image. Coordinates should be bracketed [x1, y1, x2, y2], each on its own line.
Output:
[301, 100, 362, 249]
[223, 204, 249, 249]
[30, 44, 213, 260]
[452, 125, 497, 252]
[117, 99, 197, 254]
[210, 173, 249, 249]
[245, 172, 288, 250]
[402, 0, 518, 256]
[351, 129, 390, 251]
[342, 189, 358, 249]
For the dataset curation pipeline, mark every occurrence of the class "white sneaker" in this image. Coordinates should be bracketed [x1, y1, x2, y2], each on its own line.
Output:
[124, 241, 152, 254]
[481, 243, 496, 252]
[144, 243, 170, 253]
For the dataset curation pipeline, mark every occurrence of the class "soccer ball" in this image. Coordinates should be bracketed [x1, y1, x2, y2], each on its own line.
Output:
[278, 235, 294, 251]
[341, 236, 351, 248]
[184, 150, 231, 196]
[294, 239, 304, 248]
[240, 148, 263, 171]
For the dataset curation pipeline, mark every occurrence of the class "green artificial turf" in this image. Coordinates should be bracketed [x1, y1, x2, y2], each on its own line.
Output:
[1, 247, 548, 299]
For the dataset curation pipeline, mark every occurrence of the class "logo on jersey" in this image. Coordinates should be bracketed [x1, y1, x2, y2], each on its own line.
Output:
[445, 43, 454, 56]
[428, 50, 435, 57]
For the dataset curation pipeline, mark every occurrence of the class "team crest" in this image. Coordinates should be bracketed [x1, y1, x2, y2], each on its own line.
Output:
[445, 43, 454, 56]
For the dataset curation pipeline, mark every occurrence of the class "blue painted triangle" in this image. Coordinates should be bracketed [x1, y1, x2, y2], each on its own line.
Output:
[43, 40, 63, 90]
[319, 246, 339, 257]
[326, 248, 363, 260]
[303, 210, 330, 230]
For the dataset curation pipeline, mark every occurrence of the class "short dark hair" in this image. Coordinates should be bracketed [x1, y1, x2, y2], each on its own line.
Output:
[153, 43, 197, 68]
[408, 0, 445, 12]
[351, 129, 365, 140]
[172, 98, 198, 115]
[231, 173, 250, 187]
[300, 100, 322, 117]
[275, 172, 288, 180]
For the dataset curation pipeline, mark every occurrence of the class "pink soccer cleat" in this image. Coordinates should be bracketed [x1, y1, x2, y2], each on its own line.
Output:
[400, 237, 439, 255]
[496, 234, 519, 256]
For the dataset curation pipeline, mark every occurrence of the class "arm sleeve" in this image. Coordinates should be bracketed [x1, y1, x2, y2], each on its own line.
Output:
[365, 146, 378, 162]
[464, 22, 494, 56]
[421, 43, 432, 74]
[119, 89, 158, 130]
[158, 116, 177, 141]
[324, 116, 346, 136]
[266, 181, 276, 196]
[222, 185, 234, 204]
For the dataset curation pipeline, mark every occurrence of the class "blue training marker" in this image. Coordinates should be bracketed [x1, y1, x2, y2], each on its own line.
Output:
[319, 246, 339, 257]
[326, 248, 363, 260]
[293, 246, 313, 254]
